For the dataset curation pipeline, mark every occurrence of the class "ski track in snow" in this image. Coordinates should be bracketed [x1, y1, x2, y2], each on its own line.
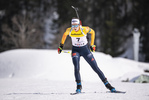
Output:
[0, 79, 149, 100]
[0, 49, 149, 100]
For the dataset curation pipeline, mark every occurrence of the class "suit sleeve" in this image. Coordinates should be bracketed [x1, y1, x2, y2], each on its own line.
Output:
[86, 27, 95, 46]
[90, 28, 95, 46]
[60, 28, 69, 45]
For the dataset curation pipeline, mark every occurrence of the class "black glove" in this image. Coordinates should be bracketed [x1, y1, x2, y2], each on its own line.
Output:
[58, 43, 63, 54]
[90, 45, 96, 52]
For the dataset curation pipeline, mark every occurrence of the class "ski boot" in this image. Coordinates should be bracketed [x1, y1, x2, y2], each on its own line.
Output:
[103, 79, 116, 92]
[76, 82, 82, 93]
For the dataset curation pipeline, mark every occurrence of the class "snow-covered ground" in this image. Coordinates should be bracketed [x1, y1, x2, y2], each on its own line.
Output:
[0, 49, 149, 100]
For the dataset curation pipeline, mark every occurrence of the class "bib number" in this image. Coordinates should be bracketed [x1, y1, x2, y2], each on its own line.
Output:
[76, 38, 80, 42]
[71, 36, 88, 47]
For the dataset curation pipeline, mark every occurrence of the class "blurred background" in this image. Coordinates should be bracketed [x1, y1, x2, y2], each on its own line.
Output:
[0, 0, 149, 62]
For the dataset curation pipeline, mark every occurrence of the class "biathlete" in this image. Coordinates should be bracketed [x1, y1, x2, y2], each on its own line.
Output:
[58, 18, 116, 93]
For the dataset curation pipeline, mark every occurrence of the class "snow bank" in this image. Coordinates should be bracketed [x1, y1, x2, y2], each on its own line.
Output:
[0, 49, 149, 82]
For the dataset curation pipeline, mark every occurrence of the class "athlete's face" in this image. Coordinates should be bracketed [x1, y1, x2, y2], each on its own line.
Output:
[72, 24, 80, 32]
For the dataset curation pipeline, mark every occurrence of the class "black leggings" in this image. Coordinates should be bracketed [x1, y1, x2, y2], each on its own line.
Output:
[72, 45, 106, 82]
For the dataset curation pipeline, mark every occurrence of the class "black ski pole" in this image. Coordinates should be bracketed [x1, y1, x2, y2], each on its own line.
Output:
[71, 6, 79, 19]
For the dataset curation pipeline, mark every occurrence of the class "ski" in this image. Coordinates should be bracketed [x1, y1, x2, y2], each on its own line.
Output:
[70, 92, 85, 95]
[70, 90, 126, 95]
[107, 91, 126, 94]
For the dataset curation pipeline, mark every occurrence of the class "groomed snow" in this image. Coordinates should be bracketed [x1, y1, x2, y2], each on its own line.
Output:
[0, 49, 149, 100]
